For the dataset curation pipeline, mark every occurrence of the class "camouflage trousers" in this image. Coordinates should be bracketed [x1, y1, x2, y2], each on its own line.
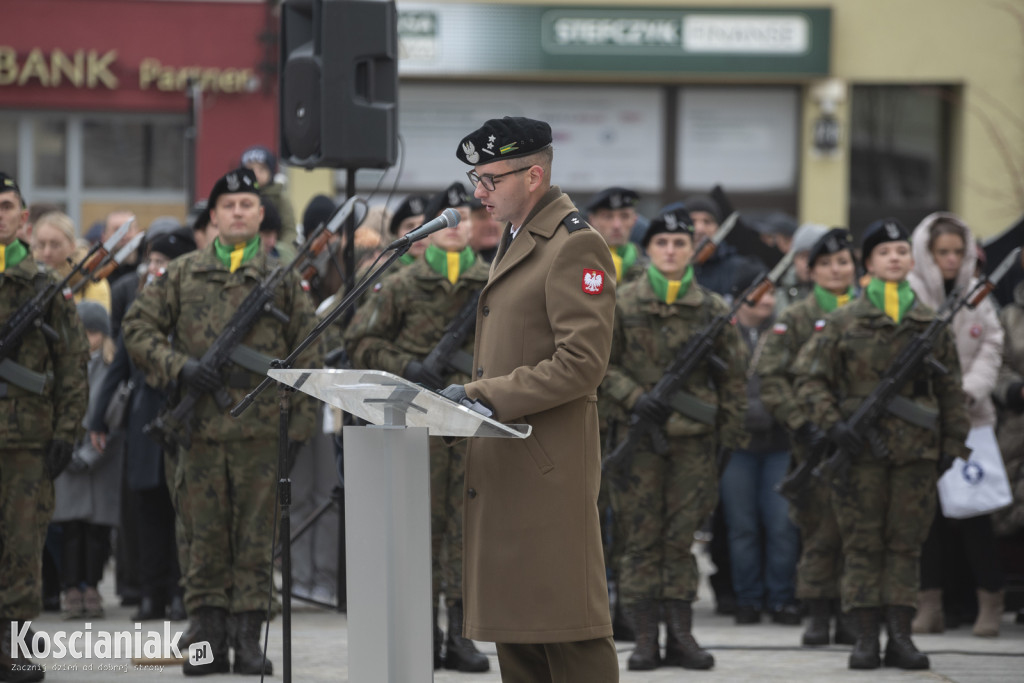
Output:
[178, 438, 278, 614]
[612, 433, 719, 603]
[789, 480, 842, 600]
[831, 458, 936, 610]
[166, 449, 189, 590]
[430, 436, 466, 608]
[0, 449, 54, 620]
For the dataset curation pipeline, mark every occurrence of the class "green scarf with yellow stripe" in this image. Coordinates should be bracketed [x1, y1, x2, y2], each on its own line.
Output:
[0, 240, 28, 273]
[213, 236, 260, 273]
[647, 264, 694, 304]
[865, 277, 915, 322]
[424, 244, 475, 284]
[813, 284, 856, 314]
[609, 242, 640, 283]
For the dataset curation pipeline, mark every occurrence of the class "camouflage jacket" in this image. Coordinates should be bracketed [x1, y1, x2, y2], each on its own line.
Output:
[121, 241, 321, 443]
[758, 292, 826, 432]
[793, 294, 970, 463]
[0, 248, 89, 448]
[343, 255, 490, 385]
[602, 273, 748, 448]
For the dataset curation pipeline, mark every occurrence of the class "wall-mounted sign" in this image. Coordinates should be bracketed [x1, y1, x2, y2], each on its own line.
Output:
[397, 4, 831, 77]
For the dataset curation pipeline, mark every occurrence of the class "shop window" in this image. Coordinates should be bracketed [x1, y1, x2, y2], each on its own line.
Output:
[34, 119, 66, 188]
[849, 85, 951, 235]
[82, 119, 185, 190]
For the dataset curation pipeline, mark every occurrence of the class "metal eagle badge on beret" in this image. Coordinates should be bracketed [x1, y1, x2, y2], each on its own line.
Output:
[456, 116, 553, 165]
[582, 268, 605, 295]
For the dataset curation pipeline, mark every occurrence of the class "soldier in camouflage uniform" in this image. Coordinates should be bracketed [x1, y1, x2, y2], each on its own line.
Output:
[343, 181, 490, 673]
[602, 207, 747, 671]
[758, 228, 859, 646]
[123, 168, 321, 677]
[792, 218, 970, 671]
[0, 172, 89, 683]
[586, 186, 647, 285]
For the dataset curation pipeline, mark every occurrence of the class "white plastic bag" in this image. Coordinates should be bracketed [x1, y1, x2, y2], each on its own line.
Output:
[937, 425, 1013, 519]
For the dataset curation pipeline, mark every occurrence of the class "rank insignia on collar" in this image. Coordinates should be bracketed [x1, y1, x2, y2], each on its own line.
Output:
[582, 268, 604, 295]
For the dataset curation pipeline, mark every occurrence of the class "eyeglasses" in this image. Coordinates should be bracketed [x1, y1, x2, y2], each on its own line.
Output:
[466, 166, 531, 191]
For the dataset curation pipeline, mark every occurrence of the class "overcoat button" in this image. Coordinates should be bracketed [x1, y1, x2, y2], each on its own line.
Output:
[477, 367, 483, 377]
[482, 306, 490, 316]
[468, 488, 477, 499]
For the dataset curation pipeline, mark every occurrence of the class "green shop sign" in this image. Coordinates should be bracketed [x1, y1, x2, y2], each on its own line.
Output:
[397, 4, 831, 77]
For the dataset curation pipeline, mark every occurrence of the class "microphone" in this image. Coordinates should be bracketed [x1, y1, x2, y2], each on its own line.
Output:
[384, 208, 461, 251]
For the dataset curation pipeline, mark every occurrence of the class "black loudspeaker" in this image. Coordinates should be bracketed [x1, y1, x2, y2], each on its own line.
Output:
[280, 0, 398, 169]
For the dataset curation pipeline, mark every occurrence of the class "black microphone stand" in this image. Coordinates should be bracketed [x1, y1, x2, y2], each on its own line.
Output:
[231, 240, 413, 683]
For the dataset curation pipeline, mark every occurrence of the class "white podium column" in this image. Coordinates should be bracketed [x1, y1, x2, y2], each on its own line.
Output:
[344, 425, 433, 683]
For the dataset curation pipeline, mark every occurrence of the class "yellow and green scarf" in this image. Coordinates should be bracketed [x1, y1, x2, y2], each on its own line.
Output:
[865, 277, 915, 322]
[214, 236, 260, 273]
[424, 244, 475, 284]
[813, 284, 856, 314]
[647, 264, 694, 304]
[610, 242, 640, 283]
[0, 240, 28, 273]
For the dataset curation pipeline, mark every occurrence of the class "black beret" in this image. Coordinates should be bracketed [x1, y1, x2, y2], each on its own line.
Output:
[0, 172, 23, 205]
[682, 195, 722, 223]
[586, 187, 640, 214]
[642, 207, 695, 247]
[207, 167, 260, 209]
[456, 116, 552, 166]
[188, 200, 210, 233]
[808, 227, 855, 268]
[148, 228, 197, 261]
[861, 218, 910, 261]
[259, 197, 282, 236]
[424, 182, 471, 220]
[388, 194, 429, 236]
[302, 195, 336, 237]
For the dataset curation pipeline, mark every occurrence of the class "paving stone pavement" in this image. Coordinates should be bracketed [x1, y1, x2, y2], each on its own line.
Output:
[20, 550, 1023, 681]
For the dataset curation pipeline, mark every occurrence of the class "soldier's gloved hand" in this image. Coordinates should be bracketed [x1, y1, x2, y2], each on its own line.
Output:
[794, 421, 829, 453]
[826, 420, 863, 454]
[632, 393, 671, 426]
[44, 439, 74, 480]
[180, 358, 221, 394]
[65, 454, 90, 474]
[404, 361, 444, 390]
[440, 384, 467, 404]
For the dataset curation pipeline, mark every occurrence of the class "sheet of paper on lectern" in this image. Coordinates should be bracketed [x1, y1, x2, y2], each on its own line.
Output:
[267, 368, 531, 439]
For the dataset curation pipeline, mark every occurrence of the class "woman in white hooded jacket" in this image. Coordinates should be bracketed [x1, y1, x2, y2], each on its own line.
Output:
[906, 212, 1005, 637]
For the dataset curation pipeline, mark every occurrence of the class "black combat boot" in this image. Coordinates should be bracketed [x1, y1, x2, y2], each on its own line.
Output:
[626, 600, 661, 670]
[443, 602, 489, 673]
[833, 603, 857, 645]
[848, 607, 881, 670]
[663, 599, 714, 670]
[0, 619, 45, 683]
[231, 611, 273, 675]
[801, 599, 831, 646]
[883, 605, 929, 670]
[131, 592, 166, 621]
[181, 606, 230, 676]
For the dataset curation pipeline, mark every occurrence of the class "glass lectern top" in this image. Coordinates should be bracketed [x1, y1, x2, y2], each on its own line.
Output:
[267, 368, 531, 439]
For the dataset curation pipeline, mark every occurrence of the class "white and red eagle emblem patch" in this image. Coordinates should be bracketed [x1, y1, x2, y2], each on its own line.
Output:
[582, 269, 605, 295]
[969, 324, 982, 338]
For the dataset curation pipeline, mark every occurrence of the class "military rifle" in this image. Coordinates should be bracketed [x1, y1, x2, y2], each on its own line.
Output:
[0, 217, 133, 394]
[416, 289, 481, 390]
[602, 247, 796, 472]
[777, 246, 1021, 500]
[144, 195, 365, 452]
[294, 195, 367, 285]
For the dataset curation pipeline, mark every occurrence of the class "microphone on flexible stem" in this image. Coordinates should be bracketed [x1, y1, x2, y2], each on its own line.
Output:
[384, 208, 461, 251]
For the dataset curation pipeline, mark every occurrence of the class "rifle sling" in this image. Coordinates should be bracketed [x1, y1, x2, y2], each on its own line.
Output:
[667, 390, 717, 425]
[0, 358, 50, 395]
[884, 395, 939, 432]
